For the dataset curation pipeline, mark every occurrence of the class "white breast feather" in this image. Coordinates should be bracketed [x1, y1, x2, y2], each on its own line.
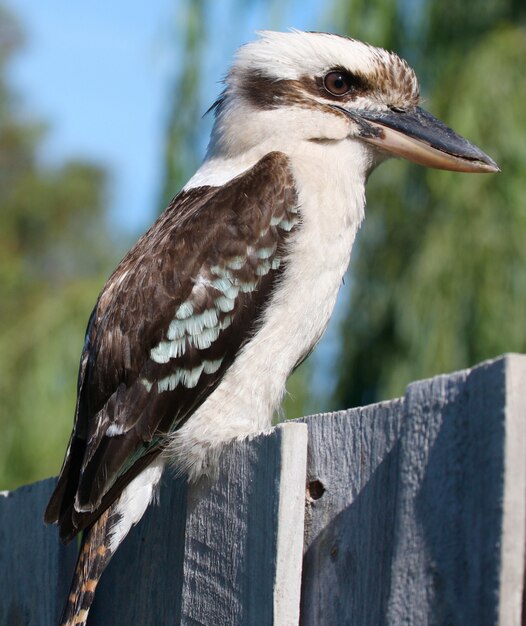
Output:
[168, 137, 369, 481]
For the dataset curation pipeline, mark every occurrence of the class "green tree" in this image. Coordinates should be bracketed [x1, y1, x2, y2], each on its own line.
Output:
[158, 0, 207, 207]
[160, 1, 526, 418]
[333, 1, 526, 407]
[0, 6, 119, 489]
[8, 1, 516, 490]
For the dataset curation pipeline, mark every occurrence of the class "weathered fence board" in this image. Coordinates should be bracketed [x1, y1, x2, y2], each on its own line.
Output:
[300, 398, 405, 626]
[179, 422, 307, 626]
[499, 356, 526, 626]
[0, 479, 77, 626]
[91, 422, 308, 626]
[1, 354, 524, 626]
[89, 472, 188, 625]
[302, 353, 526, 626]
[386, 355, 526, 626]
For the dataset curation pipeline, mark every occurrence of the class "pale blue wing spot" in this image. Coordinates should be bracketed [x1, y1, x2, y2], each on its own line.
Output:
[191, 326, 221, 350]
[183, 314, 207, 336]
[278, 217, 297, 232]
[256, 260, 272, 276]
[212, 277, 233, 293]
[106, 423, 127, 436]
[157, 371, 183, 393]
[202, 308, 219, 329]
[203, 358, 223, 374]
[239, 281, 258, 293]
[158, 363, 207, 392]
[171, 337, 187, 358]
[182, 364, 204, 388]
[216, 296, 235, 312]
[175, 301, 194, 320]
[168, 308, 218, 340]
[219, 315, 233, 330]
[226, 256, 245, 270]
[211, 265, 234, 280]
[270, 215, 282, 226]
[271, 258, 281, 270]
[150, 337, 186, 363]
[150, 341, 172, 364]
[140, 378, 153, 392]
[167, 318, 187, 340]
[223, 285, 239, 299]
[256, 245, 276, 259]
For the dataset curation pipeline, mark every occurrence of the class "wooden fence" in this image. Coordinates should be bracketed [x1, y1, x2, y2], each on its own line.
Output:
[1, 354, 525, 625]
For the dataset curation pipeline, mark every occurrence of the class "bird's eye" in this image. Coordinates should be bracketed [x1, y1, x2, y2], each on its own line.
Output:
[323, 71, 353, 96]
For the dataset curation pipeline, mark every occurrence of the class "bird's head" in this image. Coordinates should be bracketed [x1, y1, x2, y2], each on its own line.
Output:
[207, 30, 498, 175]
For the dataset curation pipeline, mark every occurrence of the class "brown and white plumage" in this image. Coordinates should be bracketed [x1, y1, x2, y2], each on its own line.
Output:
[45, 30, 497, 625]
[46, 152, 298, 539]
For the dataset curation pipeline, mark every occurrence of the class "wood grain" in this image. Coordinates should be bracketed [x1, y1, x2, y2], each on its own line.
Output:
[180, 423, 307, 626]
[300, 399, 404, 626]
[302, 354, 526, 626]
[0, 478, 77, 626]
[90, 422, 307, 625]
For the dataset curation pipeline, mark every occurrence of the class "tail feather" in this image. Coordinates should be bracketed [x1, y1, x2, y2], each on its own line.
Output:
[60, 506, 115, 626]
[58, 459, 165, 625]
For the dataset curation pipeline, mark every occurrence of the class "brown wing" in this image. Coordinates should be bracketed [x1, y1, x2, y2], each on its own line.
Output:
[45, 151, 299, 541]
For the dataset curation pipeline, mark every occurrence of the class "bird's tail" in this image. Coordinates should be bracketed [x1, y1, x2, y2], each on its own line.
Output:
[60, 504, 116, 626]
[59, 459, 165, 625]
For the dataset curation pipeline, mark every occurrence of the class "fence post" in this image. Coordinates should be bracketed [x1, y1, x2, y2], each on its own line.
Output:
[0, 479, 77, 626]
[300, 398, 404, 625]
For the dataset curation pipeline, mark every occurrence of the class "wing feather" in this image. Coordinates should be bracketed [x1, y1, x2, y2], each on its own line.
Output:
[45, 151, 299, 541]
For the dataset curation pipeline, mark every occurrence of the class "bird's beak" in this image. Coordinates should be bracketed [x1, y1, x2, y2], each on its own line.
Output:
[336, 105, 499, 173]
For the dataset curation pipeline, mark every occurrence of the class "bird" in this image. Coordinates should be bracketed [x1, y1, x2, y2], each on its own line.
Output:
[44, 30, 498, 625]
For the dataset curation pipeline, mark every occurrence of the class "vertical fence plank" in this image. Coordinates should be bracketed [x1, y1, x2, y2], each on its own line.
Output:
[0, 478, 77, 626]
[89, 422, 308, 626]
[180, 422, 308, 626]
[273, 424, 309, 625]
[387, 354, 526, 626]
[300, 399, 404, 626]
[499, 356, 526, 625]
[89, 474, 189, 625]
[300, 354, 526, 626]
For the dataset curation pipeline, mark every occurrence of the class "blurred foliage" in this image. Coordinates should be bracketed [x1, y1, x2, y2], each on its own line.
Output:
[157, 0, 526, 416]
[158, 0, 207, 207]
[3, 0, 525, 488]
[333, 1, 526, 407]
[0, 6, 119, 489]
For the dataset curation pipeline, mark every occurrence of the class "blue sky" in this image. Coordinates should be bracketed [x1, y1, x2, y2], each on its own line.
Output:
[7, 0, 340, 407]
[9, 1, 179, 233]
[8, 1, 325, 235]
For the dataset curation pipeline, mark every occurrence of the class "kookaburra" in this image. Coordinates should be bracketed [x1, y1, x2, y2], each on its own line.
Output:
[45, 31, 498, 625]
